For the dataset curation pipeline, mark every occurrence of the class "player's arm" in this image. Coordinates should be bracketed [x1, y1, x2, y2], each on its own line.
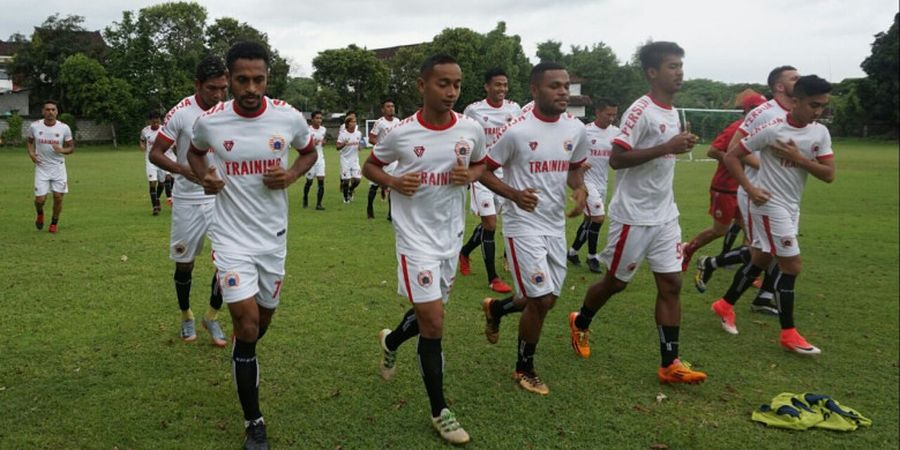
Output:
[608, 132, 697, 169]
[53, 139, 75, 155]
[478, 164, 538, 213]
[724, 137, 770, 205]
[26, 137, 38, 164]
[707, 145, 725, 161]
[368, 132, 378, 146]
[725, 131, 759, 169]
[771, 139, 835, 183]
[362, 156, 420, 196]
[150, 135, 199, 183]
[188, 120, 223, 195]
[336, 135, 347, 150]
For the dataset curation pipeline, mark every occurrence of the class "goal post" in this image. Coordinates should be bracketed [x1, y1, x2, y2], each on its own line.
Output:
[676, 107, 744, 162]
[364, 119, 377, 148]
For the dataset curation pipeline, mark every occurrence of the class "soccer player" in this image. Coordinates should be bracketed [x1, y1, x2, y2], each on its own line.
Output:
[702, 66, 801, 314]
[140, 111, 169, 215]
[151, 56, 229, 345]
[336, 115, 363, 203]
[27, 100, 74, 233]
[567, 42, 708, 385]
[366, 54, 485, 445]
[302, 111, 328, 210]
[366, 99, 400, 219]
[711, 75, 835, 355]
[479, 62, 589, 395]
[567, 98, 619, 274]
[687, 92, 768, 292]
[187, 42, 316, 450]
[459, 68, 520, 294]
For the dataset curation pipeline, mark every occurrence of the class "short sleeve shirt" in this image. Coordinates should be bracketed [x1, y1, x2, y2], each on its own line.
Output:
[157, 95, 218, 202]
[28, 120, 73, 167]
[583, 122, 618, 192]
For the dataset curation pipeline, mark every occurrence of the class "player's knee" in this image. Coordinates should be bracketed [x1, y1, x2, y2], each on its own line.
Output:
[52, 192, 64, 201]
[34, 196, 46, 206]
[415, 309, 444, 336]
[591, 215, 605, 224]
[233, 318, 259, 342]
[778, 256, 802, 275]
[657, 276, 681, 300]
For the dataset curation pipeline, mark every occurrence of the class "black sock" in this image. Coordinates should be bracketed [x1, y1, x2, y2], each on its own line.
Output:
[367, 185, 378, 209]
[587, 221, 602, 255]
[461, 224, 483, 257]
[303, 179, 313, 204]
[149, 186, 159, 207]
[489, 296, 522, 319]
[714, 246, 751, 269]
[658, 326, 680, 367]
[316, 179, 324, 206]
[515, 337, 537, 373]
[723, 263, 764, 304]
[570, 219, 589, 252]
[164, 178, 173, 198]
[156, 183, 164, 200]
[482, 229, 498, 281]
[349, 180, 360, 196]
[574, 304, 596, 330]
[775, 272, 797, 329]
[232, 339, 261, 421]
[417, 336, 447, 417]
[257, 324, 269, 340]
[386, 196, 392, 220]
[50, 217, 59, 225]
[721, 222, 742, 253]
[36, 206, 44, 215]
[385, 308, 419, 351]
[209, 271, 222, 310]
[174, 268, 192, 311]
[759, 262, 779, 298]
[341, 181, 349, 201]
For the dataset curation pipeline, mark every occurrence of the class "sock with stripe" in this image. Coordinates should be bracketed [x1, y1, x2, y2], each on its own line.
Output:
[723, 263, 764, 304]
[385, 308, 419, 351]
[417, 336, 447, 417]
[232, 339, 261, 421]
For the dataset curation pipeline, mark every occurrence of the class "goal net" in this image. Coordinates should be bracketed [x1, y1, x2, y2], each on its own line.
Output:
[676, 108, 744, 161]
[364, 119, 377, 148]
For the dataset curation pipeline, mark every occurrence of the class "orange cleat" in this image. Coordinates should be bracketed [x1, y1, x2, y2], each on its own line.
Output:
[459, 254, 471, 276]
[780, 328, 821, 355]
[481, 297, 500, 344]
[658, 359, 707, 385]
[48, 223, 58, 234]
[711, 299, 738, 335]
[568, 312, 590, 358]
[489, 278, 512, 294]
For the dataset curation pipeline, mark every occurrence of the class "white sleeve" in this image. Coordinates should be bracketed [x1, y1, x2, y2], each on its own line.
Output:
[612, 108, 647, 151]
[190, 116, 210, 151]
[26, 123, 35, 139]
[814, 129, 834, 161]
[470, 125, 486, 164]
[371, 127, 399, 167]
[739, 125, 772, 154]
[159, 107, 181, 143]
[63, 124, 73, 142]
[486, 127, 514, 169]
[571, 126, 589, 165]
[291, 109, 313, 153]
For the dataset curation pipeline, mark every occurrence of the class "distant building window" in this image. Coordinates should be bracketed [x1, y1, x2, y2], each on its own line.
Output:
[0, 68, 9, 80]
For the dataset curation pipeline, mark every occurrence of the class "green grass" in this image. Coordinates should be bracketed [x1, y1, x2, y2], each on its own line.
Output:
[0, 139, 897, 449]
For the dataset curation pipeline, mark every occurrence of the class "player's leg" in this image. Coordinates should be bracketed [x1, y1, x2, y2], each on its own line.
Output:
[711, 245, 772, 334]
[721, 221, 743, 254]
[174, 260, 198, 342]
[33, 168, 49, 230]
[682, 192, 733, 271]
[568, 217, 589, 265]
[586, 214, 606, 274]
[367, 183, 379, 218]
[459, 223, 482, 276]
[349, 176, 361, 200]
[148, 177, 161, 215]
[315, 176, 325, 210]
[653, 271, 706, 383]
[163, 173, 174, 204]
[49, 192, 64, 232]
[480, 214, 511, 293]
[34, 195, 46, 230]
[302, 172, 313, 208]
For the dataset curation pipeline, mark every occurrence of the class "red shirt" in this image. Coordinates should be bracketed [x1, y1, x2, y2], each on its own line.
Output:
[709, 119, 742, 193]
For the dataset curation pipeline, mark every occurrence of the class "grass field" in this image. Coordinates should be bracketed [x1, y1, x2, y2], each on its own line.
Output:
[0, 139, 897, 449]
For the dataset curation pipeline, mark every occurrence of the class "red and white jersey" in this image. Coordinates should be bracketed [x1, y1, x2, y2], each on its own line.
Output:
[583, 122, 618, 192]
[28, 120, 72, 167]
[141, 125, 175, 164]
[608, 94, 682, 226]
[337, 127, 362, 166]
[309, 125, 327, 160]
[486, 110, 588, 237]
[190, 97, 313, 255]
[520, 101, 535, 114]
[738, 98, 791, 184]
[463, 98, 522, 142]
[370, 116, 400, 143]
[157, 95, 219, 202]
[371, 111, 486, 258]
[740, 114, 833, 213]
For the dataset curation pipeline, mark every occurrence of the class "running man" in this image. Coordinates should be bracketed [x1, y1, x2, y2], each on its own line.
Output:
[27, 100, 74, 233]
[302, 111, 328, 210]
[337, 115, 363, 203]
[366, 99, 400, 219]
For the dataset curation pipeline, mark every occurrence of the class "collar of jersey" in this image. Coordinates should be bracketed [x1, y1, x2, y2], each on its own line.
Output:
[233, 98, 268, 118]
[532, 108, 560, 123]
[786, 113, 808, 128]
[774, 96, 792, 112]
[486, 98, 503, 108]
[416, 110, 457, 131]
[646, 93, 673, 110]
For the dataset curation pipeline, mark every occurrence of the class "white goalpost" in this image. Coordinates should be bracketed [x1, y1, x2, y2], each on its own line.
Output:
[364, 119, 377, 148]
[676, 107, 743, 162]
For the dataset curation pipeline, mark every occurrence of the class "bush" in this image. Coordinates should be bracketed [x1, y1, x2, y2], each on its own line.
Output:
[1, 113, 24, 146]
[58, 113, 77, 140]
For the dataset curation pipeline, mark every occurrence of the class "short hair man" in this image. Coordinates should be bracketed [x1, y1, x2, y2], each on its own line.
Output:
[365, 54, 486, 445]
[336, 114, 363, 203]
[187, 41, 317, 449]
[150, 55, 229, 345]
[366, 98, 400, 220]
[302, 111, 328, 210]
[140, 111, 174, 215]
[26, 100, 75, 233]
[568, 42, 707, 385]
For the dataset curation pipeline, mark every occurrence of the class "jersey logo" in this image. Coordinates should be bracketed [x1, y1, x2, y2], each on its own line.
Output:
[454, 140, 470, 157]
[224, 140, 235, 151]
[173, 241, 187, 255]
[269, 135, 286, 152]
[417, 270, 433, 287]
[563, 139, 574, 152]
[591, 139, 596, 145]
[483, 116, 489, 122]
[505, 114, 513, 123]
[529, 141, 538, 151]
[223, 272, 241, 288]
[812, 145, 820, 153]
[659, 124, 667, 133]
[530, 271, 546, 285]
[413, 146, 425, 157]
[781, 237, 794, 248]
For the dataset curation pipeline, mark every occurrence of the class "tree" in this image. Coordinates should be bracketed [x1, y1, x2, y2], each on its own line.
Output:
[312, 44, 389, 117]
[830, 78, 868, 137]
[386, 45, 428, 116]
[59, 53, 135, 147]
[282, 77, 318, 112]
[859, 12, 898, 136]
[536, 40, 563, 63]
[206, 17, 291, 97]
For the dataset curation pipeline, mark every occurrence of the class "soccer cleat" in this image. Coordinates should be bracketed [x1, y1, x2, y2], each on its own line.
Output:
[587, 258, 602, 274]
[243, 418, 268, 450]
[566, 252, 581, 266]
[202, 318, 227, 348]
[780, 328, 821, 355]
[152, 206, 161, 216]
[35, 213, 44, 230]
[458, 254, 471, 276]
[315, 205, 325, 211]
[431, 408, 470, 445]
[694, 256, 712, 293]
[48, 223, 58, 234]
[514, 370, 550, 395]
[711, 299, 739, 335]
[489, 278, 512, 294]
[481, 297, 500, 344]
[180, 319, 197, 342]
[658, 359, 707, 384]
[750, 296, 779, 316]
[568, 312, 591, 358]
[366, 206, 374, 219]
[378, 328, 397, 380]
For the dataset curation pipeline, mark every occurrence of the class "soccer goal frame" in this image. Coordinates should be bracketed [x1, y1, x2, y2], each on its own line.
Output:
[676, 107, 743, 162]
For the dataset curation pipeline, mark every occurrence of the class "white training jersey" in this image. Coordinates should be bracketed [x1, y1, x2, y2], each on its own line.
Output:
[371, 111, 486, 259]
[740, 115, 833, 213]
[370, 116, 401, 143]
[27, 120, 73, 167]
[583, 122, 618, 192]
[158, 95, 219, 203]
[337, 128, 362, 166]
[309, 125, 327, 161]
[737, 98, 791, 184]
[465, 98, 521, 180]
[521, 101, 535, 114]
[607, 94, 682, 226]
[486, 109, 589, 237]
[191, 97, 313, 255]
[141, 125, 175, 165]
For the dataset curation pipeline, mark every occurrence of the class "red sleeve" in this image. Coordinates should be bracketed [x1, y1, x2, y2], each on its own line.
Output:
[711, 120, 742, 151]
[612, 138, 631, 151]
[296, 137, 314, 154]
[156, 132, 175, 147]
[485, 155, 502, 170]
[738, 140, 752, 154]
[189, 143, 208, 155]
[470, 155, 486, 165]
[367, 153, 388, 167]
[816, 154, 834, 161]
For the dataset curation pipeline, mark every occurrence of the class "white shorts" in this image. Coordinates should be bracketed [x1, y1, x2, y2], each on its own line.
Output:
[170, 201, 214, 263]
[370, 161, 398, 187]
[214, 249, 286, 309]
[583, 184, 606, 217]
[600, 218, 682, 282]
[396, 252, 456, 304]
[145, 159, 166, 182]
[470, 182, 499, 217]
[34, 164, 68, 196]
[749, 206, 800, 257]
[505, 235, 567, 298]
[737, 188, 751, 231]
[305, 158, 325, 179]
[340, 159, 361, 180]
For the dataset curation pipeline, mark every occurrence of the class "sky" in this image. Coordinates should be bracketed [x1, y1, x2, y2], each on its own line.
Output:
[1, 0, 897, 84]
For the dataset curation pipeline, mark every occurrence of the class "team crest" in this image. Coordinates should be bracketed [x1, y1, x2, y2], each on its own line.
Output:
[591, 139, 597, 145]
[173, 241, 187, 255]
[812, 145, 820, 153]
[714, 209, 723, 219]
[483, 116, 489, 122]
[223, 140, 235, 151]
[627, 263, 637, 272]
[223, 272, 241, 288]
[529, 141, 538, 151]
[659, 124, 667, 133]
[268, 135, 286, 152]
[530, 271, 546, 285]
[454, 140, 471, 157]
[413, 146, 426, 157]
[563, 139, 574, 152]
[482, 201, 490, 209]
[781, 237, 794, 248]
[417, 270, 434, 287]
